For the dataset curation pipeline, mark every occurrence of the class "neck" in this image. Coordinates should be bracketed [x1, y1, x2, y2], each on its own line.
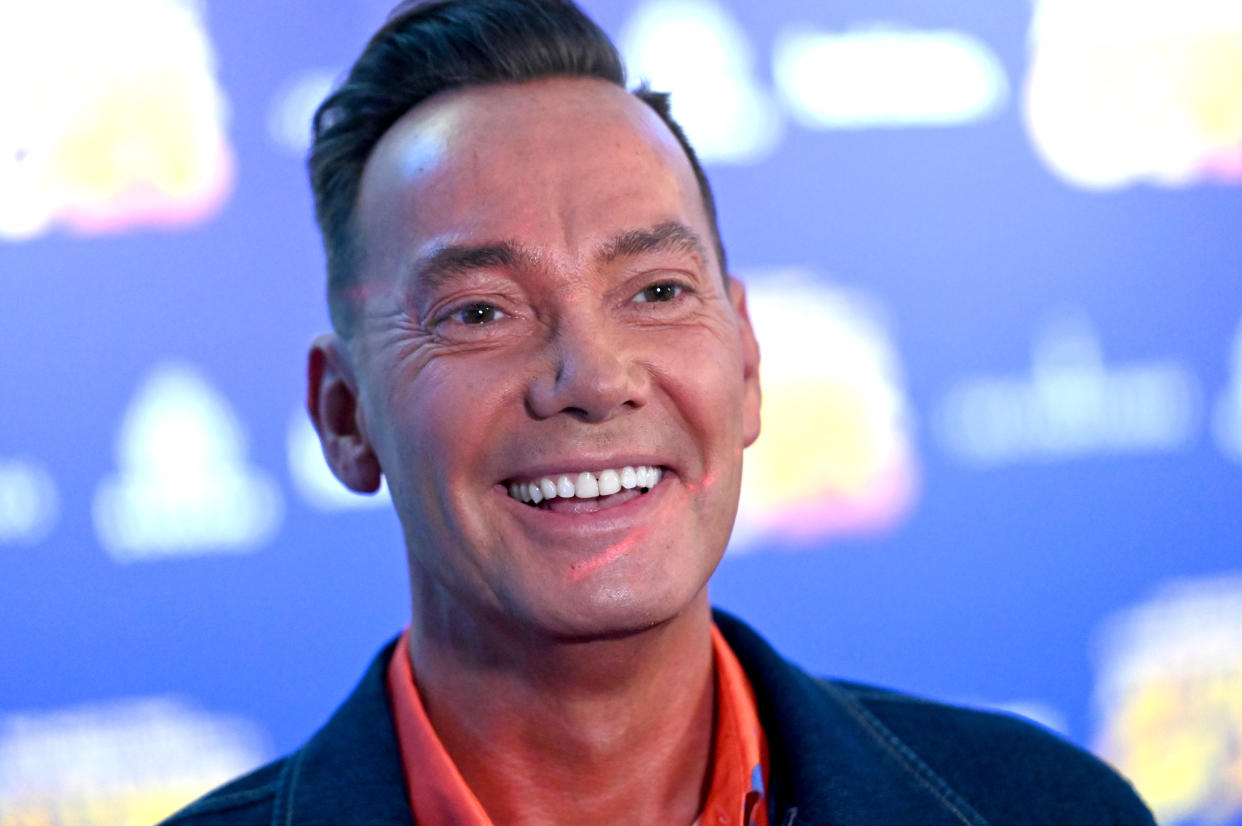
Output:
[406, 583, 717, 826]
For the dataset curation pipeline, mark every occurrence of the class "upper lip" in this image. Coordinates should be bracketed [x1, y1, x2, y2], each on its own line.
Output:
[497, 456, 671, 485]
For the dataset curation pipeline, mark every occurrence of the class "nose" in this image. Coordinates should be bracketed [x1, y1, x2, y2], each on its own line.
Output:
[526, 318, 648, 422]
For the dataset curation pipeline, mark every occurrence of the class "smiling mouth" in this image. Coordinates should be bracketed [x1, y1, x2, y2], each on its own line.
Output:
[506, 465, 663, 511]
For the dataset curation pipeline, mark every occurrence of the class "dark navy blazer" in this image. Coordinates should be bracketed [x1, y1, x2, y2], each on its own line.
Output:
[160, 611, 1155, 825]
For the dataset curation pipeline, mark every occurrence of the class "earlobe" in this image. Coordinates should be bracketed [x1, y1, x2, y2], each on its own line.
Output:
[307, 333, 383, 493]
[728, 277, 762, 448]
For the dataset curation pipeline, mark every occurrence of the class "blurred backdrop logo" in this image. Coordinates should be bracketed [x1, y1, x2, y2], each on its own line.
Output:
[732, 271, 918, 549]
[0, 0, 234, 241]
[1024, 0, 1242, 189]
[92, 362, 283, 561]
[1092, 574, 1242, 825]
[772, 24, 1007, 131]
[619, 0, 1008, 166]
[934, 308, 1200, 466]
[620, 0, 783, 165]
[0, 459, 59, 545]
[266, 70, 338, 157]
[0, 697, 268, 825]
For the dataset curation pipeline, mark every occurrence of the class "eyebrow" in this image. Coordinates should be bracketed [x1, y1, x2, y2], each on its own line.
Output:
[409, 221, 709, 293]
[410, 241, 537, 295]
[597, 221, 709, 266]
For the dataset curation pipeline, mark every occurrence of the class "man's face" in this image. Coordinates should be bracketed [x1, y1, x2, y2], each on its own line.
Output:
[326, 77, 760, 641]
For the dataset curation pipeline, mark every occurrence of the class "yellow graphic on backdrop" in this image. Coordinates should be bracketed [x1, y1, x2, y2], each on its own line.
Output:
[732, 272, 918, 549]
[0, 697, 268, 826]
[1024, 0, 1242, 189]
[1093, 574, 1242, 825]
[0, 0, 233, 240]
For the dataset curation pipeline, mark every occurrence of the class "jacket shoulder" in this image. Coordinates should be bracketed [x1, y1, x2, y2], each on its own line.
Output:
[826, 679, 1155, 825]
[157, 757, 285, 825]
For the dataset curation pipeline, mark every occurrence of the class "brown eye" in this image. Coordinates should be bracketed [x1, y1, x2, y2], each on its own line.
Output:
[454, 303, 503, 324]
[634, 283, 684, 303]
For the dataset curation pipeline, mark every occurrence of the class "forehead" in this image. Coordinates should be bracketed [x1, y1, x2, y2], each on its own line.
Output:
[353, 77, 710, 276]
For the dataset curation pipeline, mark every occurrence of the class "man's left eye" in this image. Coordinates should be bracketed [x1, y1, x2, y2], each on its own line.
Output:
[633, 283, 684, 303]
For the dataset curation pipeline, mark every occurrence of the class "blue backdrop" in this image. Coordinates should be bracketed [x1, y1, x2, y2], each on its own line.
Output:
[3, 0, 1240, 823]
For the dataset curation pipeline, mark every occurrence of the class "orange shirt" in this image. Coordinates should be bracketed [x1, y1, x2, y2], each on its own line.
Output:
[386, 625, 769, 826]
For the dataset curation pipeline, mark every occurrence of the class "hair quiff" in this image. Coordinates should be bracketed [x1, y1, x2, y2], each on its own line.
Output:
[307, 0, 726, 333]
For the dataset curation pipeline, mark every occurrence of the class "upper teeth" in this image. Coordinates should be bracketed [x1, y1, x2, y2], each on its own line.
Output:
[508, 465, 663, 504]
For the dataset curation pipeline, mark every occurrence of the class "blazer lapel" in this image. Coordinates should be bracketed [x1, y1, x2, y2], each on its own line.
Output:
[276, 638, 415, 825]
[714, 611, 990, 826]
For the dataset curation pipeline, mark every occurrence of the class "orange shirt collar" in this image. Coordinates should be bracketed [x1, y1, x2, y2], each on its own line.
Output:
[386, 625, 769, 826]
[705, 623, 769, 826]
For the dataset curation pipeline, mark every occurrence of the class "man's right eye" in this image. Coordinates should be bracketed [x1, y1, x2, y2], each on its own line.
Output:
[448, 302, 506, 325]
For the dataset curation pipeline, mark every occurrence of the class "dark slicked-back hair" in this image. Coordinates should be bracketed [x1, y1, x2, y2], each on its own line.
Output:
[309, 0, 726, 333]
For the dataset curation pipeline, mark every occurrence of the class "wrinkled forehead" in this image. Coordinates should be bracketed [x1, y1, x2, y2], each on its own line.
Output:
[353, 77, 709, 269]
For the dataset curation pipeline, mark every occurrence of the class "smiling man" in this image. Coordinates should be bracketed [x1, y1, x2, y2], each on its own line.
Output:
[160, 1, 1154, 824]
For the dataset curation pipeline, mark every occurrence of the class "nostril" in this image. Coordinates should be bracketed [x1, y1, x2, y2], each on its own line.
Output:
[524, 331, 648, 422]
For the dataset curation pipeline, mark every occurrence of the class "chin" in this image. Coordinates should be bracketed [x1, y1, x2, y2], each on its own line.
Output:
[516, 577, 708, 644]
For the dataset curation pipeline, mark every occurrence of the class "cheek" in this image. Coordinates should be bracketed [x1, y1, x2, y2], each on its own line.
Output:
[375, 361, 516, 566]
[388, 355, 527, 476]
[646, 355, 747, 513]
[668, 343, 747, 434]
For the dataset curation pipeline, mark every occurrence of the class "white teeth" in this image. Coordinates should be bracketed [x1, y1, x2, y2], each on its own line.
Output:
[508, 465, 664, 504]
[598, 468, 621, 496]
[575, 471, 599, 498]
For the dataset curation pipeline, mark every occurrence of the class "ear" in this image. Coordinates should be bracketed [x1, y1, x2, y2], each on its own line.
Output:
[728, 277, 762, 447]
[306, 333, 383, 493]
